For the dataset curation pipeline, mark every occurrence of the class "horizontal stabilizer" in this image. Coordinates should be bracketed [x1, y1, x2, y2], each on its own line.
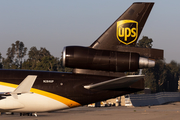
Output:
[84, 75, 144, 90]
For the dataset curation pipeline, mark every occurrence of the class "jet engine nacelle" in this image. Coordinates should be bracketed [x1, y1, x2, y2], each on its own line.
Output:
[62, 46, 155, 72]
[0, 98, 24, 110]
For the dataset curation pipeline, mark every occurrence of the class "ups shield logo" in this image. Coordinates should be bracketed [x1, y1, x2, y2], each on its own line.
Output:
[116, 20, 138, 45]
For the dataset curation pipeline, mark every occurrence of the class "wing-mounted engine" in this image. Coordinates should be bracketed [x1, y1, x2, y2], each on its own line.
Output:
[62, 46, 155, 72]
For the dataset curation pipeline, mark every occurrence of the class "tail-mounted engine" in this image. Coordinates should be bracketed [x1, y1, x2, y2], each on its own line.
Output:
[62, 46, 155, 72]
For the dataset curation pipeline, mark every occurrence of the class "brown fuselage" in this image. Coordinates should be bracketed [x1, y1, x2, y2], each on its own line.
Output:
[0, 69, 143, 105]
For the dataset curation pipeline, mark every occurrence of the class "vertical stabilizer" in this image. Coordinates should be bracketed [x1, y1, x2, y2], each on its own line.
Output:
[90, 2, 154, 50]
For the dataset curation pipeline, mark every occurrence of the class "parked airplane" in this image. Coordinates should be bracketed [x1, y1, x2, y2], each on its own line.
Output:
[0, 2, 163, 114]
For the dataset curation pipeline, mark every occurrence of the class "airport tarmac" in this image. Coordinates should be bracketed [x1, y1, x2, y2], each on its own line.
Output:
[1, 102, 180, 120]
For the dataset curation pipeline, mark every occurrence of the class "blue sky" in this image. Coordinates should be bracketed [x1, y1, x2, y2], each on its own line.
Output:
[0, 0, 180, 63]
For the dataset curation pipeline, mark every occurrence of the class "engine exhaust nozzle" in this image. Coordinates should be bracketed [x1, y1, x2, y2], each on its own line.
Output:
[139, 57, 155, 69]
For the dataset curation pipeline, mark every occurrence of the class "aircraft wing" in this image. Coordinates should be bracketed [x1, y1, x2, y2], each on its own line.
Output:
[84, 75, 144, 90]
[13, 75, 37, 94]
[0, 75, 37, 99]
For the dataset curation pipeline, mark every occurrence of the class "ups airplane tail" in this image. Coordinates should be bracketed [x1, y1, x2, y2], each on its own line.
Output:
[0, 2, 164, 114]
[90, 2, 154, 50]
[63, 2, 163, 76]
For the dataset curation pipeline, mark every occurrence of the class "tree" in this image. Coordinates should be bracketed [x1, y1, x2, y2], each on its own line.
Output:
[166, 61, 179, 92]
[14, 41, 27, 67]
[142, 59, 180, 93]
[27, 46, 39, 69]
[4, 41, 27, 69]
[0, 53, 3, 68]
[142, 60, 167, 92]
[21, 59, 32, 70]
[136, 36, 153, 48]
[22, 46, 62, 71]
[28, 47, 51, 61]
[4, 43, 16, 68]
[1, 41, 73, 72]
[26, 47, 51, 70]
[34, 56, 60, 71]
[136, 36, 180, 92]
